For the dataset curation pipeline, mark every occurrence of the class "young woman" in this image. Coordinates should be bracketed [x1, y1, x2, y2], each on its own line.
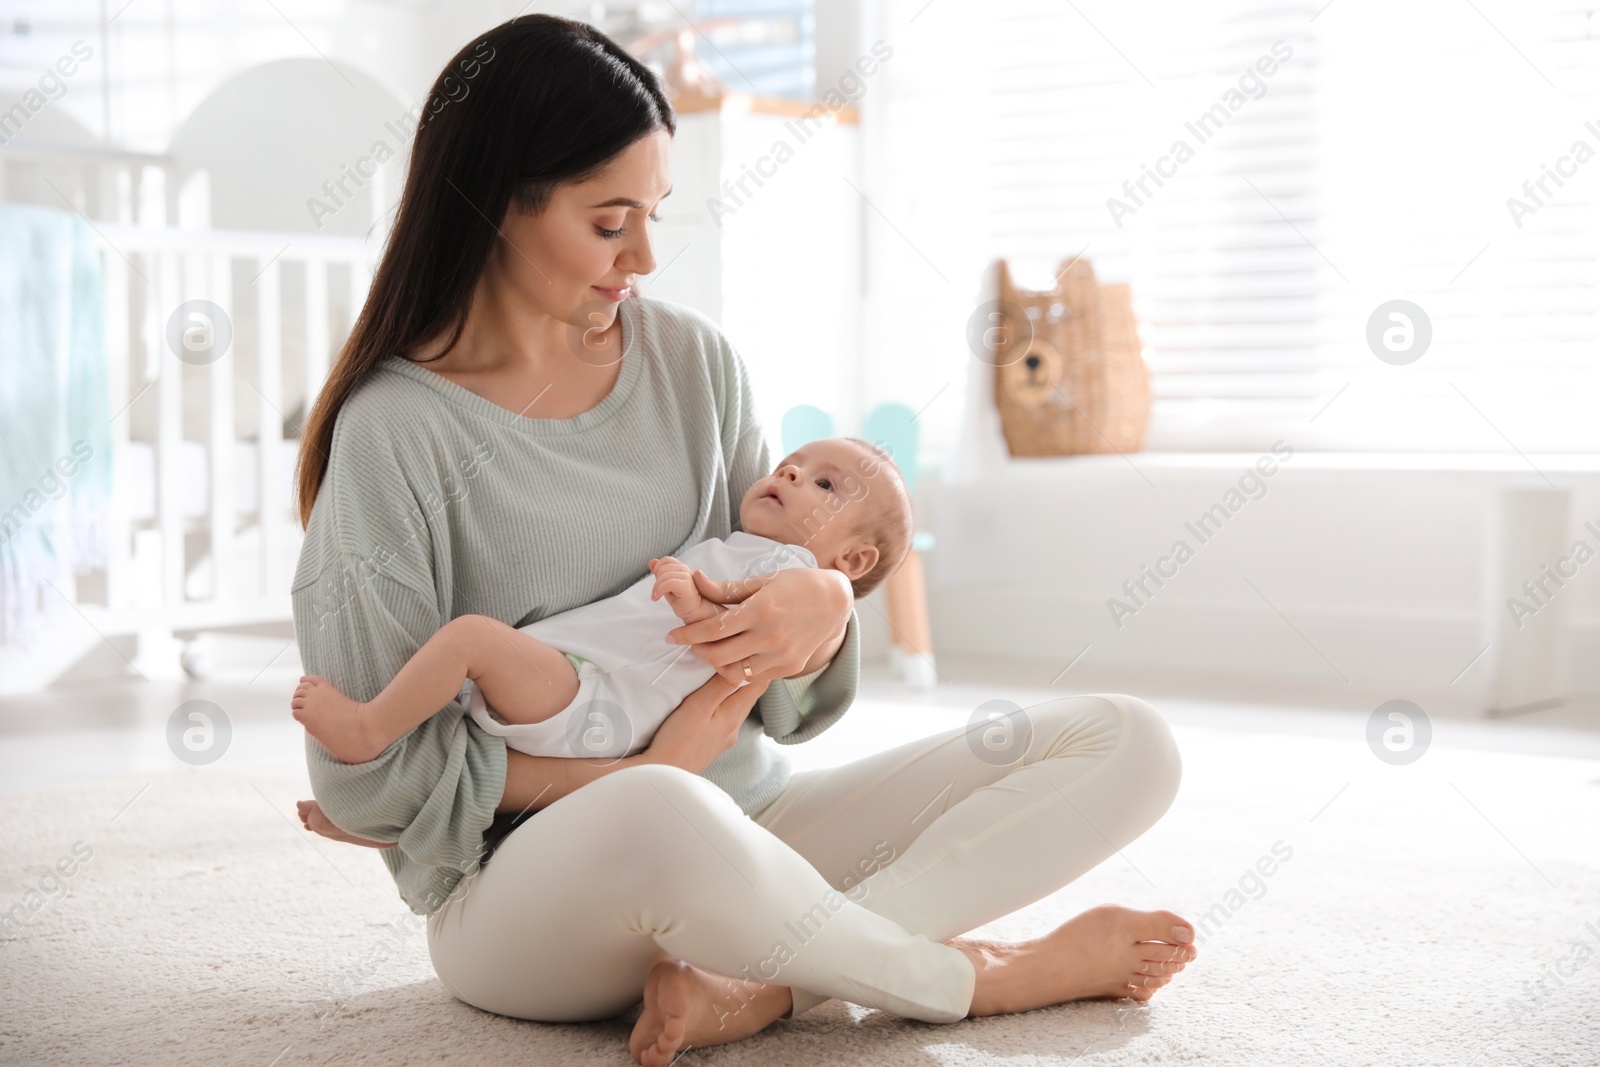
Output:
[290, 15, 1196, 1066]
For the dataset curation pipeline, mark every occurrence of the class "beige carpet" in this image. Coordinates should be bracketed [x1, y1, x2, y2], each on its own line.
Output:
[3, 699, 1598, 1065]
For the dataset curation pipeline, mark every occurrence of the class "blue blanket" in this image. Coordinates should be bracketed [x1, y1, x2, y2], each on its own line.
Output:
[0, 201, 112, 648]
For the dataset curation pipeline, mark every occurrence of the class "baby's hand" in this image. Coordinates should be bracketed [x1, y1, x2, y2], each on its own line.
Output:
[649, 556, 703, 620]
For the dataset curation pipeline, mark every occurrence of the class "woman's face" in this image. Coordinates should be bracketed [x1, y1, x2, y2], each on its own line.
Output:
[495, 129, 672, 329]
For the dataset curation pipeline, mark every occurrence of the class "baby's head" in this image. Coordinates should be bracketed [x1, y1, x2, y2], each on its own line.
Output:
[738, 436, 914, 598]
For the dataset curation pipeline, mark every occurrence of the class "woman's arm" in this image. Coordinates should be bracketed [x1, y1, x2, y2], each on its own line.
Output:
[796, 627, 845, 676]
[673, 599, 862, 745]
[310, 672, 772, 851]
[290, 412, 508, 878]
[497, 748, 643, 815]
[497, 673, 770, 813]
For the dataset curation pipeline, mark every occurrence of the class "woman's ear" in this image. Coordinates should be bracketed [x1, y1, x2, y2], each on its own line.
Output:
[832, 542, 880, 582]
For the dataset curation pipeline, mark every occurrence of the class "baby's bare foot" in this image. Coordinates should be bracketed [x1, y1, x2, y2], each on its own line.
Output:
[291, 675, 387, 764]
[950, 904, 1197, 1016]
[629, 959, 791, 1067]
[295, 800, 395, 849]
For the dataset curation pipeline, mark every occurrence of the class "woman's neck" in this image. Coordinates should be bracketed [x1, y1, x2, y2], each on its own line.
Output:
[412, 268, 618, 378]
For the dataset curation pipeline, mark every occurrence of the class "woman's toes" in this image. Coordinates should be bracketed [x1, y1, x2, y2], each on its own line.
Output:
[1139, 944, 1195, 971]
[1142, 943, 1194, 962]
[1152, 911, 1194, 944]
[1125, 974, 1171, 1001]
[1105, 906, 1194, 947]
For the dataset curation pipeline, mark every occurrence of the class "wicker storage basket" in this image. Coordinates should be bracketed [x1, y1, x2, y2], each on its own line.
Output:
[988, 257, 1152, 456]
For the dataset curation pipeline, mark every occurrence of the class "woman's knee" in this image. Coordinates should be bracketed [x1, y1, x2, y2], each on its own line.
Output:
[1093, 693, 1182, 810]
[571, 761, 679, 815]
[586, 763, 747, 845]
[594, 761, 723, 804]
[1025, 692, 1181, 807]
[585, 764, 764, 899]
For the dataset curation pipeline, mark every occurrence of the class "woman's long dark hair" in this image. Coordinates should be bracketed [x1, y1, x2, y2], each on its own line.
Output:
[296, 14, 675, 527]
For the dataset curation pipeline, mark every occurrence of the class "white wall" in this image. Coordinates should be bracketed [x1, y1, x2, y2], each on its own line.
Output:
[643, 107, 862, 462]
[884, 455, 1600, 709]
[851, 0, 993, 460]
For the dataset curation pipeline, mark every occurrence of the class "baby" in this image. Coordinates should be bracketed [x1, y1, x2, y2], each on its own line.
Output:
[291, 436, 914, 764]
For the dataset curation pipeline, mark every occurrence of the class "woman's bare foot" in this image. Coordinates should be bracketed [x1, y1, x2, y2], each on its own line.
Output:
[295, 799, 395, 850]
[291, 675, 388, 764]
[949, 904, 1197, 1016]
[629, 959, 792, 1067]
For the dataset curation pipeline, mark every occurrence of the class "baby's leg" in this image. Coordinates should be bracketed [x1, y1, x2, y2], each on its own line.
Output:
[459, 616, 582, 727]
[293, 614, 579, 763]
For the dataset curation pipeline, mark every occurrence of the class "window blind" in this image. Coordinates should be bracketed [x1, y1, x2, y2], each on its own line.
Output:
[980, 0, 1600, 451]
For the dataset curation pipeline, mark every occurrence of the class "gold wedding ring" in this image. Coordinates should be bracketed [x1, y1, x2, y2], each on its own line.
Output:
[741, 658, 754, 682]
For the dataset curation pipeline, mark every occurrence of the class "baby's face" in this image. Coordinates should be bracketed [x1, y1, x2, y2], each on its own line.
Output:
[739, 438, 888, 569]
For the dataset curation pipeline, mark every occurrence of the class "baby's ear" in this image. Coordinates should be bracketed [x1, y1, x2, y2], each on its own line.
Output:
[834, 542, 880, 581]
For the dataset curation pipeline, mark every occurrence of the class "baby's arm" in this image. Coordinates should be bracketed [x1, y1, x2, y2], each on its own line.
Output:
[650, 556, 724, 625]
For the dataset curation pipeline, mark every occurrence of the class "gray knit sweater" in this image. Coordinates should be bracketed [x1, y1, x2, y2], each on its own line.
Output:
[289, 294, 861, 915]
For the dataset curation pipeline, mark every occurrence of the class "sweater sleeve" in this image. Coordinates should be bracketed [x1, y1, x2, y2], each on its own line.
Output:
[710, 330, 861, 745]
[290, 405, 506, 898]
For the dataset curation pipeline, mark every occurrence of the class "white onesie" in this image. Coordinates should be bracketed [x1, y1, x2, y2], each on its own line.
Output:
[466, 531, 819, 759]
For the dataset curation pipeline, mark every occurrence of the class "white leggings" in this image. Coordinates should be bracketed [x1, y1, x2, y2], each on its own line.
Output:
[425, 692, 1182, 1025]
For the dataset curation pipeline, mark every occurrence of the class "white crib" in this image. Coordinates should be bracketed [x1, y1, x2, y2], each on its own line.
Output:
[98, 223, 371, 681]
[2, 143, 372, 688]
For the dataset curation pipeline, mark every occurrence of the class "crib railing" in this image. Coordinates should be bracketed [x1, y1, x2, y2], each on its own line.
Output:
[0, 139, 173, 227]
[90, 223, 373, 678]
[0, 139, 379, 686]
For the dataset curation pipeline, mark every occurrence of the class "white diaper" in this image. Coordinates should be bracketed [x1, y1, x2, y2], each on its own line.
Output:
[466, 652, 693, 759]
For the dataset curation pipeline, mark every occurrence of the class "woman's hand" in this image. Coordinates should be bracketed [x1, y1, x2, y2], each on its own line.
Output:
[640, 672, 771, 775]
[666, 566, 851, 685]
